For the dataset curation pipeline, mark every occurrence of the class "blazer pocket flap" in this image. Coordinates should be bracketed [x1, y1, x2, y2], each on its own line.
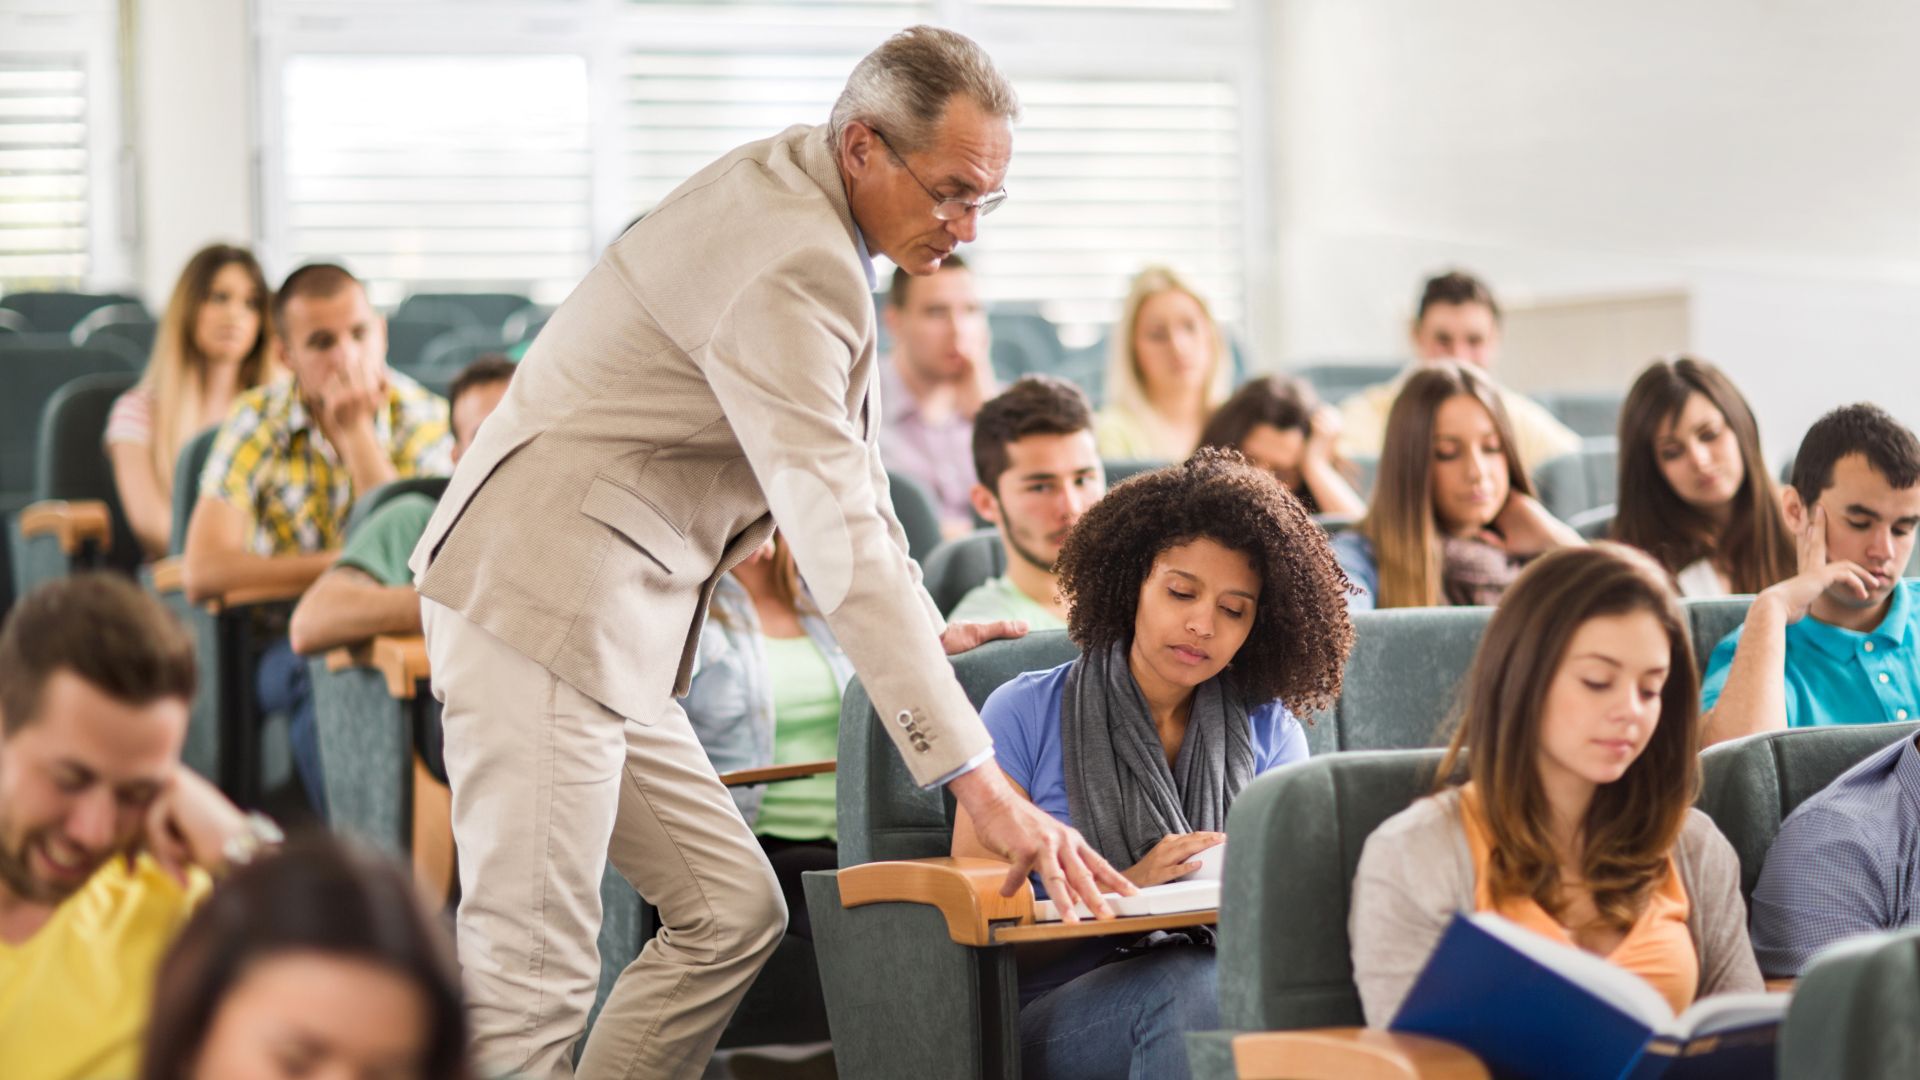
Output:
[580, 475, 688, 575]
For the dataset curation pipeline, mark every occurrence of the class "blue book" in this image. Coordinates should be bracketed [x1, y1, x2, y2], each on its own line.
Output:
[1390, 913, 1784, 1080]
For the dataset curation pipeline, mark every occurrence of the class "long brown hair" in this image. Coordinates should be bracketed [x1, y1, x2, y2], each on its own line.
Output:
[1436, 544, 1700, 930]
[1611, 356, 1793, 593]
[1359, 362, 1533, 608]
[1197, 375, 1357, 507]
[141, 244, 279, 495]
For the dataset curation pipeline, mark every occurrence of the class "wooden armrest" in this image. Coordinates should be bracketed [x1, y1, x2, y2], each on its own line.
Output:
[1765, 977, 1796, 993]
[1232, 1029, 1489, 1080]
[324, 642, 375, 674]
[150, 557, 185, 595]
[718, 759, 836, 787]
[836, 856, 1217, 946]
[838, 857, 1034, 946]
[18, 500, 111, 556]
[206, 579, 309, 613]
[371, 634, 429, 699]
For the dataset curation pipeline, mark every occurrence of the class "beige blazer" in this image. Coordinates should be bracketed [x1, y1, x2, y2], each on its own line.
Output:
[410, 124, 990, 786]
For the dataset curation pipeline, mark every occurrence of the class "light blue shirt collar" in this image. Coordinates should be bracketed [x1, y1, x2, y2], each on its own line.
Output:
[853, 225, 877, 291]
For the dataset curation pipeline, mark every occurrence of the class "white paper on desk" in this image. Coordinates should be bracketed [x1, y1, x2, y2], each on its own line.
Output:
[1032, 879, 1219, 922]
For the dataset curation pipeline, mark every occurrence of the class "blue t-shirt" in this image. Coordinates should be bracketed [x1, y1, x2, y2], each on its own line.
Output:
[1700, 580, 1920, 728]
[981, 659, 1310, 836]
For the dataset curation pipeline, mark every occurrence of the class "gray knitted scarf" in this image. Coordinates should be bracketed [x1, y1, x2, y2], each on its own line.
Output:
[1060, 640, 1256, 872]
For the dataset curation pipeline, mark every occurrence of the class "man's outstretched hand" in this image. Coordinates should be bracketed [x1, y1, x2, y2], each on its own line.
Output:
[948, 762, 1136, 922]
[940, 619, 1028, 656]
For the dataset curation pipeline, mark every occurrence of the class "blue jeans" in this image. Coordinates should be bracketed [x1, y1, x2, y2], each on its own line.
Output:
[1019, 945, 1219, 1080]
[257, 637, 325, 819]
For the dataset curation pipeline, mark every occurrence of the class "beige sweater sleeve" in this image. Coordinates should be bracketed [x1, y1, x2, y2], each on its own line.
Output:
[1349, 793, 1477, 1027]
[1674, 809, 1766, 998]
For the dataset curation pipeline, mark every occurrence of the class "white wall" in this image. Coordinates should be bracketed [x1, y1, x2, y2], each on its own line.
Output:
[1268, 0, 1920, 457]
[134, 0, 254, 309]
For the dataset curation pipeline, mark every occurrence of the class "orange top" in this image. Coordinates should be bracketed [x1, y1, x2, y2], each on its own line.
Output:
[1458, 785, 1698, 1015]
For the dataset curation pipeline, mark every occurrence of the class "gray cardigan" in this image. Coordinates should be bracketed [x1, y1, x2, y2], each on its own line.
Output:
[1349, 788, 1764, 1026]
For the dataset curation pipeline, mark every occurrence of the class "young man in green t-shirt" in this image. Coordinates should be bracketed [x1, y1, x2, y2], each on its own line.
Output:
[948, 376, 1106, 630]
[288, 357, 514, 656]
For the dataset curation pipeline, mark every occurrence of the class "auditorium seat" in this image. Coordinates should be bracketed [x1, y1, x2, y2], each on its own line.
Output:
[1536, 390, 1623, 439]
[886, 469, 944, 565]
[309, 477, 452, 856]
[393, 291, 533, 335]
[69, 303, 157, 367]
[0, 290, 145, 335]
[1683, 595, 1752, 676]
[988, 310, 1067, 379]
[1779, 925, 1920, 1080]
[1291, 361, 1405, 405]
[1186, 749, 1448, 1079]
[1531, 436, 1618, 522]
[1696, 720, 1919, 901]
[384, 316, 461, 372]
[1567, 503, 1615, 541]
[1311, 606, 1491, 754]
[921, 528, 1005, 616]
[9, 371, 142, 601]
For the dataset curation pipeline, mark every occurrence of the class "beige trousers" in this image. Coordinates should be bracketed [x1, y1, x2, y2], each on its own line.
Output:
[422, 598, 786, 1080]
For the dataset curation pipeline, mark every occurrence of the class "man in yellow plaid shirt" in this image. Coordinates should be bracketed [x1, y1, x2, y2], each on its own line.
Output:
[183, 263, 452, 816]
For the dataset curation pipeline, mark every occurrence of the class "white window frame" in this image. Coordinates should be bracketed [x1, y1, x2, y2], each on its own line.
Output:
[253, 0, 1272, 352]
[0, 0, 130, 290]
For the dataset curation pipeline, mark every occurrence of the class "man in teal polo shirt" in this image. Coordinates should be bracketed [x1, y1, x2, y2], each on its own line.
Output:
[288, 357, 514, 656]
[1701, 404, 1920, 746]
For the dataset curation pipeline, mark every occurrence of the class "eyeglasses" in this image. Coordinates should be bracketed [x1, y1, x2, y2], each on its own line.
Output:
[869, 127, 1008, 222]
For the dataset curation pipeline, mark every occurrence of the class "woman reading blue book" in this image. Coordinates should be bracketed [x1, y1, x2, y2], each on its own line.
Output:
[1350, 544, 1764, 1025]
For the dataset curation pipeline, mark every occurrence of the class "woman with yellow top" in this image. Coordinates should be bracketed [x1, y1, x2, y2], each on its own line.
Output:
[1092, 266, 1233, 462]
[1349, 544, 1763, 1025]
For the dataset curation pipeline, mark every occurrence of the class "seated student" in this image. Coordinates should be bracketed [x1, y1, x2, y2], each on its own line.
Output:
[1198, 374, 1366, 517]
[1611, 357, 1794, 598]
[1747, 726, 1920, 977]
[1093, 266, 1234, 462]
[1338, 270, 1581, 472]
[1350, 544, 1763, 1026]
[183, 263, 452, 816]
[685, 531, 851, 942]
[288, 356, 513, 656]
[141, 837, 470, 1080]
[1700, 404, 1920, 746]
[107, 244, 282, 559]
[878, 254, 996, 536]
[949, 375, 1106, 629]
[951, 449, 1353, 1080]
[0, 576, 274, 1080]
[1332, 362, 1582, 611]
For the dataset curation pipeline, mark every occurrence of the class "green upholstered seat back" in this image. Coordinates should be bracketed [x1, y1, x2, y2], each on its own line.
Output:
[1217, 749, 1447, 1031]
[884, 469, 944, 565]
[1313, 606, 1491, 754]
[1697, 721, 1920, 901]
[1779, 926, 1920, 1080]
[836, 629, 1081, 865]
[921, 529, 1005, 616]
[1684, 595, 1753, 675]
[169, 428, 221, 556]
[1532, 437, 1618, 522]
[344, 477, 449, 539]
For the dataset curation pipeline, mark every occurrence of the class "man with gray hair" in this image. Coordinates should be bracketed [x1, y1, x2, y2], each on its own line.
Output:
[410, 25, 1133, 1080]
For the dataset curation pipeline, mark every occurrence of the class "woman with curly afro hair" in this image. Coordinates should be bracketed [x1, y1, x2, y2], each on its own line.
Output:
[951, 448, 1355, 1080]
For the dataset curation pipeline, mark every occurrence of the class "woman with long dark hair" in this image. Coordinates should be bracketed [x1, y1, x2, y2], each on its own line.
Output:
[1610, 356, 1794, 596]
[1197, 375, 1365, 516]
[141, 838, 471, 1080]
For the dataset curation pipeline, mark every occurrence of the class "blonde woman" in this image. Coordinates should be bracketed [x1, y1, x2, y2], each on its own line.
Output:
[106, 244, 279, 557]
[1094, 266, 1233, 461]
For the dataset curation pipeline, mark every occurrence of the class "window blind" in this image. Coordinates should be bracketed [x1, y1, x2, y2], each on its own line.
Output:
[0, 54, 91, 287]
